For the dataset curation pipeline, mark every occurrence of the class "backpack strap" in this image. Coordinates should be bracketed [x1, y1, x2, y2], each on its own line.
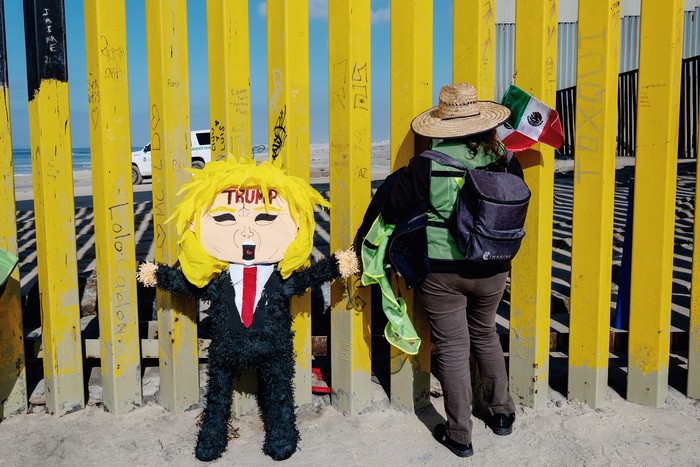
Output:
[418, 150, 463, 227]
[505, 150, 525, 179]
[418, 149, 468, 170]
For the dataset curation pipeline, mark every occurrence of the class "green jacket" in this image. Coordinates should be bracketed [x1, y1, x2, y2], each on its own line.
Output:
[360, 214, 421, 355]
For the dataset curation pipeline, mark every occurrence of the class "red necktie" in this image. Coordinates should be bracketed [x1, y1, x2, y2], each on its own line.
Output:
[241, 266, 257, 328]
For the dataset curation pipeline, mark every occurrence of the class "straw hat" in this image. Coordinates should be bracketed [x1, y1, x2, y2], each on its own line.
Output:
[411, 83, 510, 138]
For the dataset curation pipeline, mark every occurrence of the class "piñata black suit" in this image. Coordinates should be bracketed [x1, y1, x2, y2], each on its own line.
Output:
[152, 254, 343, 462]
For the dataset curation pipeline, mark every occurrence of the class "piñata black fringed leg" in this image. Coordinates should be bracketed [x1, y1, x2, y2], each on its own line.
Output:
[258, 355, 299, 461]
[195, 363, 236, 462]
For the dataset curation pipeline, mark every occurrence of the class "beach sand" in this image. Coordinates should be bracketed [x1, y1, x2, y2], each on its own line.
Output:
[3, 142, 699, 465]
[1, 381, 698, 466]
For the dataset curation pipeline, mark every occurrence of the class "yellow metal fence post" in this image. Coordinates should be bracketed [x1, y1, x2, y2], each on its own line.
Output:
[452, 0, 496, 405]
[627, 1, 684, 408]
[206, 0, 251, 161]
[207, 0, 256, 416]
[23, 0, 84, 416]
[328, 0, 372, 414]
[452, 0, 497, 408]
[84, 0, 142, 415]
[267, 0, 313, 409]
[509, 0, 557, 409]
[567, 0, 619, 408]
[0, 0, 27, 419]
[452, 0, 495, 99]
[389, 0, 432, 412]
[146, 0, 199, 412]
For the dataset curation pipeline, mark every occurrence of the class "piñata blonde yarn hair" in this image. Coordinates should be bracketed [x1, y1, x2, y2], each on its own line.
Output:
[170, 157, 330, 287]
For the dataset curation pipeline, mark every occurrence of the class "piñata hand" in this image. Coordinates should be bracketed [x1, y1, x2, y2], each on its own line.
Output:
[334, 247, 360, 279]
[137, 261, 158, 287]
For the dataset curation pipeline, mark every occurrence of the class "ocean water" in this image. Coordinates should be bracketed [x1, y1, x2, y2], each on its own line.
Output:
[12, 144, 270, 176]
[12, 148, 95, 176]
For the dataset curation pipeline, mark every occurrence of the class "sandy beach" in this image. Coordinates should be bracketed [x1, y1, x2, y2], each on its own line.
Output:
[3, 142, 699, 465]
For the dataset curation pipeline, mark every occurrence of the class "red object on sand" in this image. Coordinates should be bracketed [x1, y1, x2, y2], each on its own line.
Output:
[312, 367, 331, 394]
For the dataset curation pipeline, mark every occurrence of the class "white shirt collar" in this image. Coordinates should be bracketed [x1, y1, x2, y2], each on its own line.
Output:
[229, 263, 275, 285]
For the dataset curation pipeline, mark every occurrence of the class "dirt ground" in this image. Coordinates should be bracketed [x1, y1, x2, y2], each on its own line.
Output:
[1, 374, 698, 466]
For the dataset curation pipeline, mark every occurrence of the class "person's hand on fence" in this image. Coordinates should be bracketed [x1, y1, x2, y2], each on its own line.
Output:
[137, 261, 158, 287]
[334, 247, 360, 278]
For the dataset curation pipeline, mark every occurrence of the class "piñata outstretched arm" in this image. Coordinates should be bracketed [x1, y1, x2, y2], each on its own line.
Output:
[137, 261, 203, 298]
[282, 248, 359, 298]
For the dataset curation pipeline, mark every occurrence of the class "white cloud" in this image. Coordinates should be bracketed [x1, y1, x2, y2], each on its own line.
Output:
[308, 0, 328, 19]
[371, 6, 390, 23]
[258, 2, 266, 17]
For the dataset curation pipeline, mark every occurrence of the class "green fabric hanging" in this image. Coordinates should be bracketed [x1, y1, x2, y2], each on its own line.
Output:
[361, 215, 421, 355]
[0, 248, 19, 288]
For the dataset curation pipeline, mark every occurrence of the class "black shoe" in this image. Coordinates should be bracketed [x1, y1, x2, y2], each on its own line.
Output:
[433, 423, 474, 458]
[484, 413, 515, 436]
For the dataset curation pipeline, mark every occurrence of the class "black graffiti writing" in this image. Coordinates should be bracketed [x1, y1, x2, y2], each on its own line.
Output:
[90, 108, 99, 130]
[99, 35, 125, 64]
[271, 106, 287, 161]
[211, 120, 225, 152]
[352, 62, 367, 82]
[352, 63, 368, 110]
[104, 65, 123, 81]
[153, 186, 166, 219]
[108, 203, 131, 253]
[110, 209, 132, 334]
[87, 76, 100, 104]
[155, 223, 167, 248]
[353, 85, 368, 110]
[331, 60, 348, 109]
[353, 128, 367, 152]
[150, 105, 160, 131]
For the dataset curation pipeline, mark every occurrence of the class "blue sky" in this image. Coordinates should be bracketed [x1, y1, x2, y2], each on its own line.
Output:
[5, 1, 454, 149]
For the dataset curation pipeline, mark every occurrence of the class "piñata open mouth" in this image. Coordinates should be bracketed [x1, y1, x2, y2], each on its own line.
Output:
[242, 242, 256, 261]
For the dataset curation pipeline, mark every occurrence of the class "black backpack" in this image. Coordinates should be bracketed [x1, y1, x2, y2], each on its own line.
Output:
[419, 149, 531, 263]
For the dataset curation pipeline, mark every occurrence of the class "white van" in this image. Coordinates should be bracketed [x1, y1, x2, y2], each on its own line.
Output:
[131, 129, 212, 184]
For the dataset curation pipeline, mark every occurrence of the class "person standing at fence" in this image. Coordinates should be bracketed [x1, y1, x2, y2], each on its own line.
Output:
[380, 83, 518, 458]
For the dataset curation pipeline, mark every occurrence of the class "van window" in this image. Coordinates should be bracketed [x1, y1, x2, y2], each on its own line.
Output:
[195, 132, 211, 146]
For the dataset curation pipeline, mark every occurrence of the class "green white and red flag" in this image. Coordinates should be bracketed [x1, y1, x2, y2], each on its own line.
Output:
[496, 85, 564, 152]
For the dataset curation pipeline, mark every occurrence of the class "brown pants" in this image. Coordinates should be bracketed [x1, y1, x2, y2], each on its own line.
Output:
[419, 271, 515, 445]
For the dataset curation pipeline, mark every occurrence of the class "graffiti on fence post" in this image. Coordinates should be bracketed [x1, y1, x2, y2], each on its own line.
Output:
[271, 105, 287, 162]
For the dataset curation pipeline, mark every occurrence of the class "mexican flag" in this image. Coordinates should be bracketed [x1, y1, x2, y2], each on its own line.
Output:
[496, 85, 564, 152]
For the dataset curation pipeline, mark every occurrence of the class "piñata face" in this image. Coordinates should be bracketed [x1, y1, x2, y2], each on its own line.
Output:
[198, 188, 298, 265]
